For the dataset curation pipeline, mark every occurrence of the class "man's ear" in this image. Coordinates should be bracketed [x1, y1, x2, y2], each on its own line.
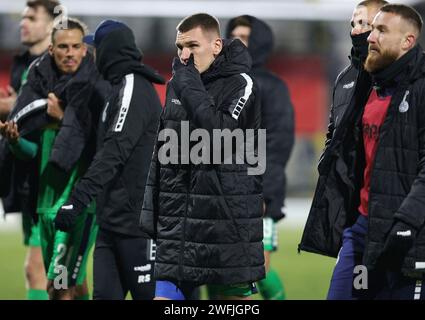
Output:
[48, 44, 54, 56]
[213, 37, 223, 57]
[47, 20, 54, 37]
[82, 43, 88, 57]
[402, 33, 416, 51]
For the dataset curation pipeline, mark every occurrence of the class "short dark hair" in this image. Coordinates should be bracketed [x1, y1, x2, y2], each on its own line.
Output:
[176, 13, 220, 36]
[357, 0, 388, 8]
[229, 16, 251, 30]
[380, 4, 423, 35]
[26, 0, 60, 19]
[51, 18, 88, 44]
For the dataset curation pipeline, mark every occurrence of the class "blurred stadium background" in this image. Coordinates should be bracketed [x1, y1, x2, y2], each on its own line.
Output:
[0, 0, 424, 299]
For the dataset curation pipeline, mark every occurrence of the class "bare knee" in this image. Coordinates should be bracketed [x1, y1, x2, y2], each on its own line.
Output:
[24, 247, 46, 288]
[264, 250, 271, 273]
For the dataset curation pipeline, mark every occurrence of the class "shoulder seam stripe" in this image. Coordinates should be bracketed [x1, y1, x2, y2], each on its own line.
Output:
[114, 73, 134, 132]
[232, 73, 253, 120]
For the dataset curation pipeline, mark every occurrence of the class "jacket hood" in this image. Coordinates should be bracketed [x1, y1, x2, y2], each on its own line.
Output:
[226, 15, 273, 68]
[96, 26, 165, 84]
[410, 45, 425, 82]
[371, 45, 425, 95]
[201, 38, 252, 84]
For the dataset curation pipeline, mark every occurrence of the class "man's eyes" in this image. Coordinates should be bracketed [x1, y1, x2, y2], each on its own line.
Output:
[352, 20, 371, 28]
[22, 17, 36, 22]
[175, 43, 198, 50]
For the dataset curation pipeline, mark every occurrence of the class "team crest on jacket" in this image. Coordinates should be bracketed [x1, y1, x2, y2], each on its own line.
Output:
[171, 98, 181, 105]
[399, 90, 410, 113]
[343, 81, 355, 89]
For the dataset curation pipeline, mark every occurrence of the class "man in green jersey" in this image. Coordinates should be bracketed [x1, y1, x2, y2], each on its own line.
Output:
[0, 0, 61, 300]
[1, 18, 105, 300]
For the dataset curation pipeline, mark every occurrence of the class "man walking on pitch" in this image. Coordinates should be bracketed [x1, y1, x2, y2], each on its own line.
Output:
[300, 4, 425, 300]
[54, 20, 165, 300]
[140, 13, 264, 300]
[1, 18, 103, 300]
[0, 0, 60, 300]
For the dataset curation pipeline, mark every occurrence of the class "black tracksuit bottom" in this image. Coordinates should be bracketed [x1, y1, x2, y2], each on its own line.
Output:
[93, 228, 155, 300]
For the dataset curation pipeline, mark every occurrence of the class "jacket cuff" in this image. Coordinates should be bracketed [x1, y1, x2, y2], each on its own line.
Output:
[68, 192, 89, 212]
[264, 200, 286, 222]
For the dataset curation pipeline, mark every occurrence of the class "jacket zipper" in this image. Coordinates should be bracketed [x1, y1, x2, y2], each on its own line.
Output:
[178, 155, 191, 286]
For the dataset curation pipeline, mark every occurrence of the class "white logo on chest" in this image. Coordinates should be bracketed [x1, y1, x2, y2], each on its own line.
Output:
[399, 90, 410, 113]
[171, 98, 181, 105]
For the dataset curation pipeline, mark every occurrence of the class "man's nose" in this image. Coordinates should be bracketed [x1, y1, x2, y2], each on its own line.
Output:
[67, 47, 76, 57]
[180, 48, 191, 63]
[351, 26, 361, 36]
[367, 31, 376, 43]
[20, 19, 28, 29]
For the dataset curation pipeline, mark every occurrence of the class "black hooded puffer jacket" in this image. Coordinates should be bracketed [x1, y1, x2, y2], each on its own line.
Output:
[140, 39, 265, 285]
[69, 25, 165, 236]
[300, 46, 425, 275]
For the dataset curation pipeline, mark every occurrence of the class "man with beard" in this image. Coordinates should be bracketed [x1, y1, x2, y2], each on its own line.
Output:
[300, 3, 425, 299]
[0, 0, 59, 300]
[226, 15, 295, 300]
[300, 0, 387, 300]
[1, 18, 103, 300]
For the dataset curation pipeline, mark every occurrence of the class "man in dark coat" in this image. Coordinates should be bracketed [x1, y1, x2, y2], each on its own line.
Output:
[1, 18, 105, 300]
[139, 13, 265, 300]
[300, 0, 387, 299]
[54, 20, 165, 300]
[0, 0, 60, 300]
[320, 0, 388, 163]
[227, 14, 295, 300]
[300, 4, 425, 300]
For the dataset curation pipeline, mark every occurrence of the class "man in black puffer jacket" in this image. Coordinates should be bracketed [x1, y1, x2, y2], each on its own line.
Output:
[227, 15, 295, 300]
[300, 4, 425, 300]
[54, 20, 165, 300]
[140, 13, 264, 300]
